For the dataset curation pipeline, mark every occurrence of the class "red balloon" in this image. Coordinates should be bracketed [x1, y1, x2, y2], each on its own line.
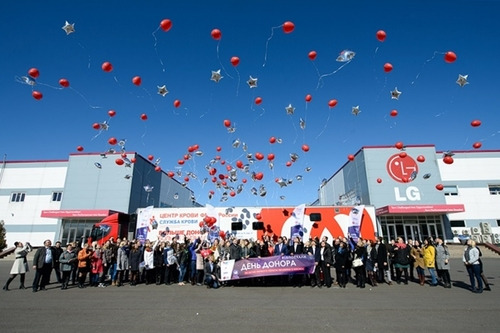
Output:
[115, 158, 124, 166]
[208, 168, 217, 176]
[390, 109, 398, 117]
[132, 76, 142, 86]
[328, 99, 338, 108]
[236, 160, 244, 169]
[436, 184, 444, 191]
[444, 51, 457, 63]
[130, 158, 137, 163]
[167, 171, 175, 178]
[255, 97, 262, 105]
[376, 30, 387, 42]
[173, 99, 181, 108]
[184, 176, 190, 182]
[443, 156, 454, 165]
[282, 21, 295, 33]
[219, 231, 226, 238]
[308, 50, 317, 61]
[160, 19, 172, 32]
[395, 141, 404, 150]
[59, 78, 70, 88]
[377, 178, 382, 184]
[269, 136, 276, 144]
[470, 119, 481, 127]
[121, 153, 127, 158]
[108, 137, 117, 145]
[108, 110, 116, 117]
[230, 191, 236, 197]
[28, 68, 39, 78]
[267, 153, 275, 161]
[472, 142, 482, 149]
[211, 28, 221, 40]
[140, 113, 148, 121]
[147, 155, 154, 161]
[101, 61, 113, 72]
[155, 166, 162, 172]
[286, 161, 292, 167]
[305, 94, 312, 102]
[417, 155, 426, 163]
[178, 159, 185, 165]
[92, 123, 100, 130]
[230, 56, 240, 67]
[399, 152, 407, 158]
[76, 146, 84, 152]
[383, 63, 393, 73]
[254, 172, 264, 180]
[302, 144, 310, 152]
[216, 146, 222, 152]
[255, 152, 264, 160]
[255, 213, 262, 220]
[347, 154, 355, 161]
[32, 91, 43, 100]
[242, 178, 247, 184]
[223, 119, 231, 127]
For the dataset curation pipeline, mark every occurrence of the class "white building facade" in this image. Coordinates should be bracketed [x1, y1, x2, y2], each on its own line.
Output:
[318, 145, 500, 244]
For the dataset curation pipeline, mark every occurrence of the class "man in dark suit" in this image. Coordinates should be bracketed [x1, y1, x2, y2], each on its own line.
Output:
[274, 237, 289, 256]
[32, 239, 56, 292]
[204, 255, 219, 289]
[289, 236, 305, 287]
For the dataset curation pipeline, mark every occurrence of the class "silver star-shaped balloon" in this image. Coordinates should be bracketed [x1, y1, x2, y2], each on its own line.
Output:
[456, 74, 469, 87]
[351, 105, 361, 116]
[247, 76, 258, 88]
[337, 50, 355, 62]
[285, 104, 295, 115]
[276, 178, 288, 188]
[62, 21, 75, 35]
[299, 118, 306, 129]
[157, 85, 168, 96]
[391, 87, 402, 100]
[211, 70, 223, 83]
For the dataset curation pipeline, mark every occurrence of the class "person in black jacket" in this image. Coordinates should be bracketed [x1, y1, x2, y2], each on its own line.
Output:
[32, 240, 56, 292]
[334, 241, 348, 288]
[393, 237, 411, 284]
[376, 237, 390, 284]
[316, 240, 333, 288]
[353, 240, 367, 288]
[128, 242, 142, 286]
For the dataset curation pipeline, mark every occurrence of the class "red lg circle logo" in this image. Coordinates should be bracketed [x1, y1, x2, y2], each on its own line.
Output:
[386, 154, 418, 183]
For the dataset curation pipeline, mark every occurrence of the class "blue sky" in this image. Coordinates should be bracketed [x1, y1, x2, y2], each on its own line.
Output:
[1, 0, 499, 207]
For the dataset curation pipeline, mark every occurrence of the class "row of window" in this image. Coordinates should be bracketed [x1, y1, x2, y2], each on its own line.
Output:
[450, 220, 500, 227]
[10, 192, 62, 202]
[444, 185, 500, 196]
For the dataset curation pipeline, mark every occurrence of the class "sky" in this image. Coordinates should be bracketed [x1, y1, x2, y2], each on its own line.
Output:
[1, 0, 499, 208]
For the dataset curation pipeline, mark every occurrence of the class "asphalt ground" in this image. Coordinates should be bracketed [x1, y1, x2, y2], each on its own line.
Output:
[0, 247, 498, 333]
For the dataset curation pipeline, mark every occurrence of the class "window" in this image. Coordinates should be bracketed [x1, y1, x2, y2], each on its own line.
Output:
[52, 192, 63, 202]
[10, 192, 25, 202]
[443, 185, 458, 196]
[450, 220, 466, 227]
[497, 220, 500, 227]
[489, 185, 500, 195]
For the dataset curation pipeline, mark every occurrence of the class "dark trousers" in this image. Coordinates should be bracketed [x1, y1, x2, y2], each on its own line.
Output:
[466, 264, 482, 291]
[61, 271, 72, 288]
[32, 263, 52, 290]
[354, 266, 366, 287]
[335, 268, 346, 287]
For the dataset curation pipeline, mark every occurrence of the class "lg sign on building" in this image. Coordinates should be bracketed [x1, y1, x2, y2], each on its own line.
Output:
[386, 154, 421, 202]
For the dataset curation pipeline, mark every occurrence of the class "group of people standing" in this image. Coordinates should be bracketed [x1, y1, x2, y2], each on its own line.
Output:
[1, 234, 491, 294]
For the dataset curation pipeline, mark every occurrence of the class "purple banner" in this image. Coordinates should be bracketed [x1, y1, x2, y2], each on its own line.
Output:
[220, 254, 315, 281]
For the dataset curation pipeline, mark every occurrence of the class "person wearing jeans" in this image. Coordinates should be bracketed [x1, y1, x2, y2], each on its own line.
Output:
[423, 238, 438, 286]
[463, 239, 483, 293]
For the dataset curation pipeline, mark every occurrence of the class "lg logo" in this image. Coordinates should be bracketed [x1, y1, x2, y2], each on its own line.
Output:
[386, 154, 421, 201]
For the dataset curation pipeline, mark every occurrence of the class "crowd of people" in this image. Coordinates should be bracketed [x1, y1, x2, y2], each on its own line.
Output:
[2, 234, 492, 294]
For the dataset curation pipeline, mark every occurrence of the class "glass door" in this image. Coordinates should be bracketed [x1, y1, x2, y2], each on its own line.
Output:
[385, 224, 397, 242]
[404, 224, 421, 242]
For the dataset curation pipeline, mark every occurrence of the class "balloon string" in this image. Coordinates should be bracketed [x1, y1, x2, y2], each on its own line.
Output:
[234, 67, 241, 96]
[152, 27, 166, 72]
[217, 41, 233, 79]
[69, 87, 102, 109]
[316, 60, 352, 89]
[262, 25, 280, 68]
[315, 110, 332, 139]
[410, 51, 443, 85]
